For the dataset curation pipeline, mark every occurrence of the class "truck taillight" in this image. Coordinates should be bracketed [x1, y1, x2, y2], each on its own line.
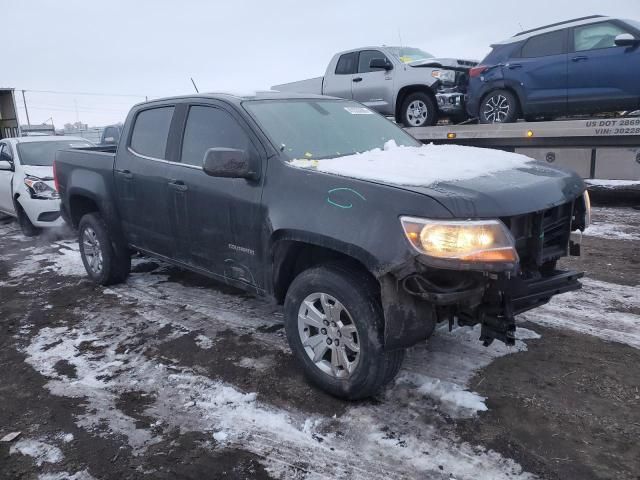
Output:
[469, 65, 487, 78]
[53, 160, 59, 192]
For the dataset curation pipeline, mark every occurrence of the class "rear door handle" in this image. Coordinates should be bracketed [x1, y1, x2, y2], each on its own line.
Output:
[168, 180, 188, 192]
[352, 77, 363, 83]
[572, 56, 588, 62]
[507, 63, 522, 69]
[115, 169, 133, 179]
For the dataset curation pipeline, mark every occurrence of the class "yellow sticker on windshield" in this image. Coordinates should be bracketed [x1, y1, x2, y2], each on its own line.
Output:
[304, 152, 313, 158]
[399, 56, 412, 64]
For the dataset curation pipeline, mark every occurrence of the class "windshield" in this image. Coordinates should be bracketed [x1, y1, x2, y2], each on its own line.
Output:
[17, 140, 92, 166]
[387, 47, 434, 64]
[244, 100, 419, 161]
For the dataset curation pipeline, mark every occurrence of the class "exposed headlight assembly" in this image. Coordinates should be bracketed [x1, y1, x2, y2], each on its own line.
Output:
[24, 176, 59, 199]
[431, 69, 456, 83]
[400, 217, 519, 270]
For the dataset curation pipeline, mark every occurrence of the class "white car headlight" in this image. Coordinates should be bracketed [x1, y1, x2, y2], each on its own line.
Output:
[24, 176, 59, 199]
[583, 190, 591, 228]
[431, 69, 456, 83]
[400, 217, 519, 269]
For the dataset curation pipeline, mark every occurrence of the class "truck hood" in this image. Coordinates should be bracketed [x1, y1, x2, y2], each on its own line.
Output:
[289, 142, 585, 218]
[22, 165, 54, 180]
[409, 57, 479, 72]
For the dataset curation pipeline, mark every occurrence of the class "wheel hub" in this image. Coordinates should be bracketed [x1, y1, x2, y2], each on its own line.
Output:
[297, 292, 360, 378]
[483, 94, 510, 123]
[407, 100, 428, 126]
[82, 227, 103, 275]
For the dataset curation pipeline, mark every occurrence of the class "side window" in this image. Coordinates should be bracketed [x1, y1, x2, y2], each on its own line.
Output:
[130, 106, 174, 159]
[357, 50, 389, 73]
[335, 52, 357, 75]
[0, 143, 13, 162]
[574, 22, 628, 52]
[180, 106, 253, 167]
[520, 30, 566, 58]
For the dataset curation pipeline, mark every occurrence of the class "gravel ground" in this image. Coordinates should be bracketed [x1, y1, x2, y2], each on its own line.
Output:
[0, 206, 639, 480]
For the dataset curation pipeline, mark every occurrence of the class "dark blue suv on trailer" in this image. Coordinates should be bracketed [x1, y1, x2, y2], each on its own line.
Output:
[467, 16, 640, 123]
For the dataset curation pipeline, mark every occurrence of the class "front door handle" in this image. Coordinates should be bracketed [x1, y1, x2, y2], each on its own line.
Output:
[168, 180, 188, 192]
[115, 169, 133, 179]
[572, 55, 588, 62]
[352, 77, 363, 83]
[507, 63, 523, 69]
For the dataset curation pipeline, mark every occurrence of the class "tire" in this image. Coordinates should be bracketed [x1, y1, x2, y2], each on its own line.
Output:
[78, 212, 131, 286]
[16, 202, 41, 237]
[400, 92, 438, 127]
[479, 89, 519, 124]
[284, 263, 405, 400]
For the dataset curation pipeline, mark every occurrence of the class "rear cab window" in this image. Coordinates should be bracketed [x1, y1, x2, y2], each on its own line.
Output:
[129, 106, 175, 159]
[518, 29, 567, 58]
[335, 52, 358, 75]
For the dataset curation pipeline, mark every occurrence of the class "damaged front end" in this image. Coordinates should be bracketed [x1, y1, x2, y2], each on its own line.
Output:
[380, 195, 588, 350]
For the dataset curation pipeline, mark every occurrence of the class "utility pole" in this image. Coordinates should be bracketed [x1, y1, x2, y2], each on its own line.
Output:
[21, 90, 31, 127]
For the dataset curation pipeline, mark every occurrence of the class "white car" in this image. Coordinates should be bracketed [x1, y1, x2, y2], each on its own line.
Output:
[0, 135, 93, 236]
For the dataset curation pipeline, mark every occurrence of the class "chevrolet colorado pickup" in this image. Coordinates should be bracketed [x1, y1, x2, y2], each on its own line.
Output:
[54, 92, 589, 399]
[273, 46, 476, 126]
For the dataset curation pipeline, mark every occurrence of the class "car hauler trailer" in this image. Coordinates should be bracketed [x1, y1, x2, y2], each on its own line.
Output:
[406, 118, 640, 190]
[0, 88, 20, 139]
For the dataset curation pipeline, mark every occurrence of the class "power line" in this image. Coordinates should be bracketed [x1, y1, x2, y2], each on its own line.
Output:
[23, 89, 146, 98]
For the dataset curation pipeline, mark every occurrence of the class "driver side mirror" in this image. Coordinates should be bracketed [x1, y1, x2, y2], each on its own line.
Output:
[0, 160, 13, 171]
[615, 33, 640, 47]
[202, 147, 259, 180]
[369, 58, 393, 71]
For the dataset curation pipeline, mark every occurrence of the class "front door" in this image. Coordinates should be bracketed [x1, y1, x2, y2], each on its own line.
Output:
[0, 143, 15, 215]
[506, 29, 568, 116]
[351, 49, 394, 115]
[164, 103, 265, 290]
[568, 21, 640, 113]
[113, 105, 175, 258]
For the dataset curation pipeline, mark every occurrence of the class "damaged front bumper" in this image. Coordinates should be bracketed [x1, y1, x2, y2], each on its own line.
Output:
[436, 90, 466, 116]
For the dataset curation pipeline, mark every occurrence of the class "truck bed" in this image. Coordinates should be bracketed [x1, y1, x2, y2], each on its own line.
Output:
[272, 76, 324, 95]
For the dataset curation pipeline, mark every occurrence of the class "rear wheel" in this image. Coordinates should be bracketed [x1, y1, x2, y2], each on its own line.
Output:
[400, 92, 438, 127]
[479, 89, 519, 123]
[16, 202, 41, 237]
[284, 264, 405, 400]
[78, 213, 130, 285]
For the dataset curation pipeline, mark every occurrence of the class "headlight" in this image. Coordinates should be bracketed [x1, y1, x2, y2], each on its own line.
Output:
[431, 69, 456, 83]
[583, 190, 591, 228]
[400, 217, 519, 269]
[24, 176, 59, 199]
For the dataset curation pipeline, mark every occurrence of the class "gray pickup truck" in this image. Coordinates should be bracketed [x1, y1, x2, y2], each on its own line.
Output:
[273, 46, 476, 127]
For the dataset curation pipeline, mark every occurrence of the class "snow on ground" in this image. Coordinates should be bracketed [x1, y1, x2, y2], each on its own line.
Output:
[289, 140, 536, 186]
[39, 471, 97, 480]
[584, 207, 640, 241]
[523, 278, 640, 349]
[10, 439, 63, 467]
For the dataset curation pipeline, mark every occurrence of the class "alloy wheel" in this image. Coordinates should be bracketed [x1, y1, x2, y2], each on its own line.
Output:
[82, 226, 103, 275]
[483, 94, 511, 123]
[407, 100, 429, 126]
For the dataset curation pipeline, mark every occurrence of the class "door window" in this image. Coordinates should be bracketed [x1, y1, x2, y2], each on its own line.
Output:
[0, 143, 13, 162]
[574, 22, 629, 52]
[520, 30, 566, 58]
[180, 106, 253, 167]
[130, 106, 174, 159]
[335, 52, 358, 75]
[357, 50, 389, 73]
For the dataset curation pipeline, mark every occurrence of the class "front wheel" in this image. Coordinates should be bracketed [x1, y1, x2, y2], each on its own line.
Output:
[479, 89, 519, 123]
[78, 212, 131, 286]
[284, 264, 405, 400]
[400, 92, 438, 127]
[16, 202, 41, 237]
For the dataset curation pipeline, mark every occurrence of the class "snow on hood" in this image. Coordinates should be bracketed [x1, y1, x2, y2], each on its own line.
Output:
[408, 57, 478, 69]
[22, 165, 54, 180]
[289, 141, 537, 187]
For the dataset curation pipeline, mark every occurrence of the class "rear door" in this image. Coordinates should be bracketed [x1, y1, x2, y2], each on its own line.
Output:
[164, 102, 265, 289]
[0, 142, 15, 214]
[323, 52, 357, 100]
[351, 49, 394, 115]
[506, 29, 568, 116]
[568, 20, 640, 113]
[113, 105, 175, 257]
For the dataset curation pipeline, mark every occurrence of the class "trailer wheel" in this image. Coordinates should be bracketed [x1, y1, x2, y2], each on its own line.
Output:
[78, 213, 131, 285]
[479, 89, 519, 124]
[284, 263, 405, 400]
[400, 92, 438, 127]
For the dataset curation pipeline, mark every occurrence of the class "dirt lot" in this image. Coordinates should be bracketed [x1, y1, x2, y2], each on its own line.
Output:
[1, 206, 639, 480]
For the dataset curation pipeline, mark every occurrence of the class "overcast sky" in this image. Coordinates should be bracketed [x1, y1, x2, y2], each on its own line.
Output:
[3, 0, 639, 127]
